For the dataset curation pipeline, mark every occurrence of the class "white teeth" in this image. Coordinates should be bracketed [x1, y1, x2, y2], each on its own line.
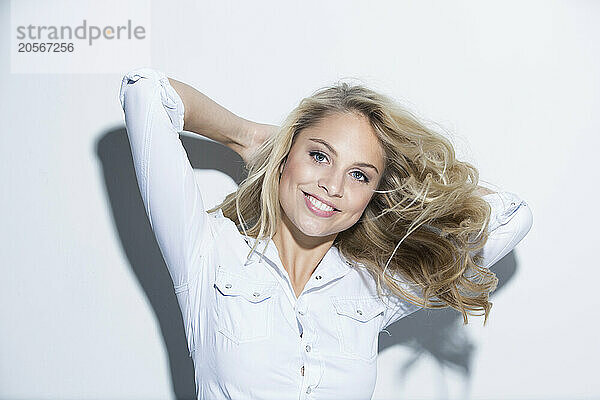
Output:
[307, 194, 334, 212]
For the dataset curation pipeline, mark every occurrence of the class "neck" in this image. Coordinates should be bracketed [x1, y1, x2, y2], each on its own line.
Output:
[272, 211, 337, 286]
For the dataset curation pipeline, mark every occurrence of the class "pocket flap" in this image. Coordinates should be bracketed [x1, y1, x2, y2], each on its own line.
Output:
[333, 297, 386, 322]
[214, 266, 277, 303]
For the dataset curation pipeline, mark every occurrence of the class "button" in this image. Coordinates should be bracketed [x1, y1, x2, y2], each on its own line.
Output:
[225, 283, 232, 289]
[305, 344, 311, 352]
[298, 310, 305, 315]
[356, 309, 363, 315]
[315, 275, 322, 280]
[306, 386, 312, 394]
[300, 365, 304, 376]
[253, 292, 261, 297]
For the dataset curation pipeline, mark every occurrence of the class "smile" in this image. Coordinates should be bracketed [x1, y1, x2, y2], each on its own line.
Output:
[303, 192, 339, 217]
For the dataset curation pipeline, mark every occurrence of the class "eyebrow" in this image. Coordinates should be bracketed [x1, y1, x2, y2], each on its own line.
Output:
[308, 137, 380, 174]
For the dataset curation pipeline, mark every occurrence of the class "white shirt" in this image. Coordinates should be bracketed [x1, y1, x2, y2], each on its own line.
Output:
[119, 67, 534, 400]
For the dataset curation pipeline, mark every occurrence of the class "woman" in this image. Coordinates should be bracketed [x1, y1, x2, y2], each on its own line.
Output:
[118, 67, 533, 400]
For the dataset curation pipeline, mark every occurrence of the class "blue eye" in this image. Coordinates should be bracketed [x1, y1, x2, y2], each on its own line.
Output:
[351, 171, 369, 183]
[308, 151, 370, 183]
[309, 151, 327, 163]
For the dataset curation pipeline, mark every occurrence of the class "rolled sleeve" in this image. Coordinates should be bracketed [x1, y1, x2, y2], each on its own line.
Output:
[476, 191, 534, 269]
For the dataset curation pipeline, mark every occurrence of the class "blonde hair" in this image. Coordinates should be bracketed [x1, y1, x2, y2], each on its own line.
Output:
[207, 81, 497, 325]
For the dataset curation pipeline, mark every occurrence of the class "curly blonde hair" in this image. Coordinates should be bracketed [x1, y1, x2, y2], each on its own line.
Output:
[207, 81, 497, 325]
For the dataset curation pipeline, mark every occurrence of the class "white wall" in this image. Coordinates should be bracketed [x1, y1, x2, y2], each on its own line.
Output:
[1, 0, 598, 399]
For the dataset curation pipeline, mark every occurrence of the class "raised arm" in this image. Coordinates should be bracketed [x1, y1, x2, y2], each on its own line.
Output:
[118, 66, 277, 280]
[380, 189, 534, 330]
[166, 76, 279, 164]
[119, 67, 280, 357]
[475, 190, 533, 269]
[119, 67, 215, 289]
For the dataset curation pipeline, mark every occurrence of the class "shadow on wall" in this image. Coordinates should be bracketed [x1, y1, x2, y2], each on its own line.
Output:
[96, 127, 246, 400]
[96, 126, 518, 399]
[378, 253, 517, 396]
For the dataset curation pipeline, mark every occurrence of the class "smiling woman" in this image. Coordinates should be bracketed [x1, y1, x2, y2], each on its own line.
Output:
[276, 112, 385, 246]
[217, 82, 532, 325]
[119, 67, 533, 400]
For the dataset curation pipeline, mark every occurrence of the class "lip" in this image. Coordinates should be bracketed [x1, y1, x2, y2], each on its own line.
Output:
[303, 191, 340, 217]
[302, 191, 340, 210]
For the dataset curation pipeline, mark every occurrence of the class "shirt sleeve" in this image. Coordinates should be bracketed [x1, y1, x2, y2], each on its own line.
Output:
[380, 190, 534, 331]
[118, 67, 216, 290]
[473, 191, 534, 269]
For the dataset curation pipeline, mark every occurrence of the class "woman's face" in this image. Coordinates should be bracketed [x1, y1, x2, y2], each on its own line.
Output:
[278, 112, 385, 239]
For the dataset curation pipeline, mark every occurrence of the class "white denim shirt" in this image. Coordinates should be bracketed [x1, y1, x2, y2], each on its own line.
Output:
[119, 67, 534, 400]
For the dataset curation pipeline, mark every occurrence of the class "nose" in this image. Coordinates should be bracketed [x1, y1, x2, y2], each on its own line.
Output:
[318, 170, 344, 198]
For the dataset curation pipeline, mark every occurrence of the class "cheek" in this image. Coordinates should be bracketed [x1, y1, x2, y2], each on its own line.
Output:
[281, 156, 315, 187]
[278, 167, 301, 206]
[350, 193, 374, 215]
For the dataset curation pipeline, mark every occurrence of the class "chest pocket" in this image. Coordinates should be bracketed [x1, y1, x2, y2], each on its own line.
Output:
[213, 266, 277, 345]
[332, 296, 386, 362]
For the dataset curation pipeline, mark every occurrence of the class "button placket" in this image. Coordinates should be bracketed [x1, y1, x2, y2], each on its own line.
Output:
[296, 296, 324, 397]
[300, 357, 323, 398]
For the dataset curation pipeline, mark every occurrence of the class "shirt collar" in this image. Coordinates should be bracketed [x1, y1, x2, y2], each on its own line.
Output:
[241, 233, 352, 284]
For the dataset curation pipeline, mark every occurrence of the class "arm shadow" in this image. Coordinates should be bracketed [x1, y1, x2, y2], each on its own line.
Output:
[95, 127, 246, 400]
[378, 253, 518, 387]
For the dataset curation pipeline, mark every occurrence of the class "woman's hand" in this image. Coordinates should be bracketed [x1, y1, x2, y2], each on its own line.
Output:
[166, 75, 278, 165]
[238, 122, 280, 165]
[474, 185, 496, 196]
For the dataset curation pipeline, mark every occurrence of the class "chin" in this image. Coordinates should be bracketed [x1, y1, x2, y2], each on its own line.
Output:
[288, 217, 324, 237]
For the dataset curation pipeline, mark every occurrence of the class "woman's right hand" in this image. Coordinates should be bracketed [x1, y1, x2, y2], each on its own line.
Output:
[238, 122, 279, 165]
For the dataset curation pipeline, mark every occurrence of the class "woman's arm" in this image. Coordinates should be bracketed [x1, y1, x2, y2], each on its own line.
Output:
[119, 68, 278, 357]
[380, 189, 533, 330]
[471, 181, 533, 269]
[119, 68, 215, 290]
[122, 68, 243, 357]
[475, 190, 533, 269]
[167, 77, 278, 164]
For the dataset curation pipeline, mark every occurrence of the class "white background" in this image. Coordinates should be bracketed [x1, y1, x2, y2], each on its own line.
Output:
[1, 0, 598, 399]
